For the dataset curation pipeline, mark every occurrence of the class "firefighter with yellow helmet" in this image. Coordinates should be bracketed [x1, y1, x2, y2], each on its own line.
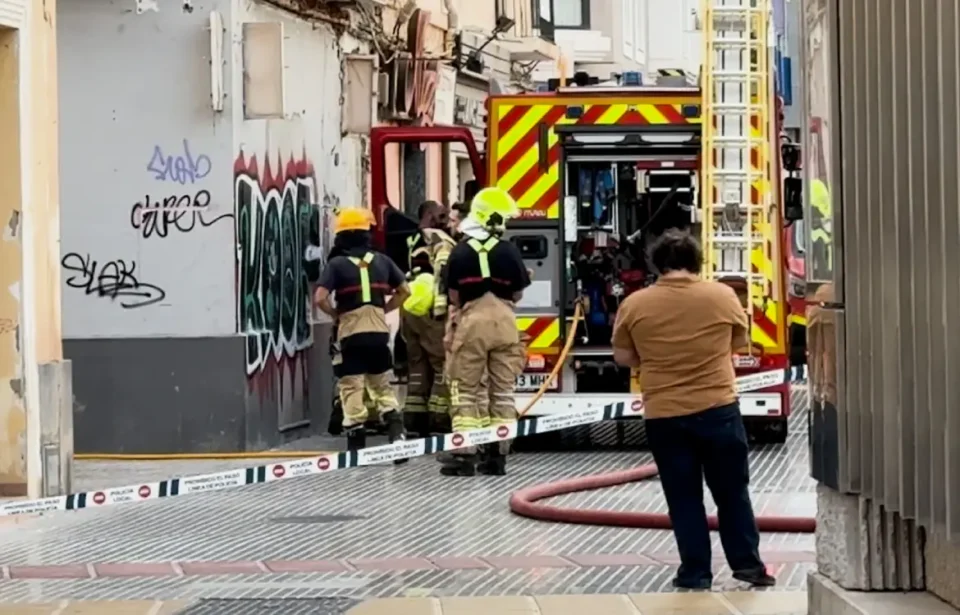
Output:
[441, 187, 530, 477]
[314, 207, 411, 455]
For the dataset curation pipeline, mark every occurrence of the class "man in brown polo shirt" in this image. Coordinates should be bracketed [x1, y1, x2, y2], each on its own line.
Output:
[611, 229, 774, 590]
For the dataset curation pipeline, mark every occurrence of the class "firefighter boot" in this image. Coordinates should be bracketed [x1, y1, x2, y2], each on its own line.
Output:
[383, 410, 409, 465]
[345, 426, 366, 452]
[477, 443, 507, 476]
[440, 453, 477, 477]
[428, 412, 451, 436]
[403, 411, 430, 439]
[432, 414, 454, 463]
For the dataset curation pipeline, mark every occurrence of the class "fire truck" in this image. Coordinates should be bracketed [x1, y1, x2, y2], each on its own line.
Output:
[371, 0, 799, 444]
[782, 119, 805, 368]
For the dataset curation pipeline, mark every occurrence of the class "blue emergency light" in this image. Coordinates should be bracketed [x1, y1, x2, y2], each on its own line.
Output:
[565, 106, 585, 120]
[622, 71, 643, 86]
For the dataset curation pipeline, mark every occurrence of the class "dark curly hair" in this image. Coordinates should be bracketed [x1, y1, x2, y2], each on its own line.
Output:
[452, 201, 471, 217]
[647, 229, 703, 275]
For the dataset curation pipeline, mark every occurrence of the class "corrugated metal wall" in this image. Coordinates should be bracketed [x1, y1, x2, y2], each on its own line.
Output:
[805, 0, 960, 548]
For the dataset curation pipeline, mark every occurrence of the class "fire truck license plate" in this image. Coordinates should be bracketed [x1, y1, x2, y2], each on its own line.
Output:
[515, 373, 559, 392]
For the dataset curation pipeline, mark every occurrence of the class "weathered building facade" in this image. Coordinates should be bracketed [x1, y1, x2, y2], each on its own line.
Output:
[0, 0, 71, 498]
[371, 0, 557, 208]
[60, 0, 558, 454]
[59, 0, 370, 454]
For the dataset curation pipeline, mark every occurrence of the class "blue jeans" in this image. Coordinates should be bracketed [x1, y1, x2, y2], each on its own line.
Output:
[646, 402, 765, 582]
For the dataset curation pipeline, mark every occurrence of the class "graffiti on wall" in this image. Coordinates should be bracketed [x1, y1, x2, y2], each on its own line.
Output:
[134, 140, 232, 239]
[61, 253, 166, 309]
[235, 151, 320, 399]
[130, 189, 233, 239]
[61, 138, 225, 316]
[146, 139, 212, 185]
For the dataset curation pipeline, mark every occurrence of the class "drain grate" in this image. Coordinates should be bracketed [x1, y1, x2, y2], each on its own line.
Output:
[269, 514, 366, 524]
[179, 598, 361, 615]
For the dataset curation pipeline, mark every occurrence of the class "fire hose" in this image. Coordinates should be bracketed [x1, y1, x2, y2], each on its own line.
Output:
[508, 301, 817, 533]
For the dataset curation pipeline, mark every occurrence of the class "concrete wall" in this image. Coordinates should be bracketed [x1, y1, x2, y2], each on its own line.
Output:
[59, 0, 234, 339]
[551, 0, 699, 81]
[58, 0, 360, 453]
[231, 0, 367, 433]
[644, 0, 699, 77]
[551, 0, 638, 79]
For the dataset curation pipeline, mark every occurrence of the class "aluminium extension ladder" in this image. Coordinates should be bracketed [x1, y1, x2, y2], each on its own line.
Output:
[699, 0, 777, 353]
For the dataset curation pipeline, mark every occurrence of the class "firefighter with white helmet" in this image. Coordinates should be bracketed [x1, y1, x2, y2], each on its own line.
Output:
[314, 207, 411, 456]
[440, 187, 530, 476]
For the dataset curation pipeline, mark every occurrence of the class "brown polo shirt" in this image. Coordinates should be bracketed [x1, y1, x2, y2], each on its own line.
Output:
[612, 275, 749, 419]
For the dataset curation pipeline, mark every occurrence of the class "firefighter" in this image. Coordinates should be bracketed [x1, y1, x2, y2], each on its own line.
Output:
[401, 201, 453, 437]
[314, 207, 411, 455]
[320, 217, 380, 435]
[441, 188, 530, 476]
[809, 178, 832, 279]
[435, 200, 486, 465]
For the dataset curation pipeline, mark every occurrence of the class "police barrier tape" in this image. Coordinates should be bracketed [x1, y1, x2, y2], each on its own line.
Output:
[0, 366, 808, 518]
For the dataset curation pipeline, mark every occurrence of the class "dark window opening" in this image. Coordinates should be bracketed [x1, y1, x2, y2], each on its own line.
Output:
[402, 143, 426, 218]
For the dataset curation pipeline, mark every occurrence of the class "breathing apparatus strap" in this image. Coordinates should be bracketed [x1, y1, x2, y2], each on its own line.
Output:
[347, 252, 376, 303]
[467, 237, 500, 279]
[406, 233, 422, 269]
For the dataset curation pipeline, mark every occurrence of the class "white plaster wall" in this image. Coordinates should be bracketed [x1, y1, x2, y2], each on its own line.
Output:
[231, 0, 367, 223]
[58, 0, 236, 339]
[230, 1, 368, 374]
[645, 0, 701, 76]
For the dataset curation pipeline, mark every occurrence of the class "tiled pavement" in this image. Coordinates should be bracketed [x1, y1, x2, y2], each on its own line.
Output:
[0, 386, 814, 612]
[0, 590, 810, 613]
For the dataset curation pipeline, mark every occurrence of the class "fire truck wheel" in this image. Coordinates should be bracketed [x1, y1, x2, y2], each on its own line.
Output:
[749, 416, 788, 445]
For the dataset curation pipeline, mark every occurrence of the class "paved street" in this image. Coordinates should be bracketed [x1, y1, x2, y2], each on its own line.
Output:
[0, 387, 814, 614]
[0, 591, 810, 613]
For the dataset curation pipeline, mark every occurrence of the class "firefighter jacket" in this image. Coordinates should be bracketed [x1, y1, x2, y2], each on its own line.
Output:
[409, 228, 456, 319]
[809, 178, 833, 279]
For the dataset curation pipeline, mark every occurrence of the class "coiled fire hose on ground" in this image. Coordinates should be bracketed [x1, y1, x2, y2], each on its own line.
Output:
[508, 301, 816, 533]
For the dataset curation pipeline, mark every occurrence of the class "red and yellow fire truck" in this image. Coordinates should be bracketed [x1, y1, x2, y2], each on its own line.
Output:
[371, 5, 797, 444]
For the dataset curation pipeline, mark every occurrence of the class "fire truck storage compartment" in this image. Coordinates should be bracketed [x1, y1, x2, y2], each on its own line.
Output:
[557, 122, 701, 393]
[502, 227, 562, 314]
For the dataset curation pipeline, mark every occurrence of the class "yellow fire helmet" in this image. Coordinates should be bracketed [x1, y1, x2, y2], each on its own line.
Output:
[333, 207, 375, 235]
[403, 272, 436, 317]
[469, 187, 519, 229]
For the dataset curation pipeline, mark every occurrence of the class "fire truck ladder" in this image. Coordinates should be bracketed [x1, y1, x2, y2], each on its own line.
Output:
[700, 0, 776, 354]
